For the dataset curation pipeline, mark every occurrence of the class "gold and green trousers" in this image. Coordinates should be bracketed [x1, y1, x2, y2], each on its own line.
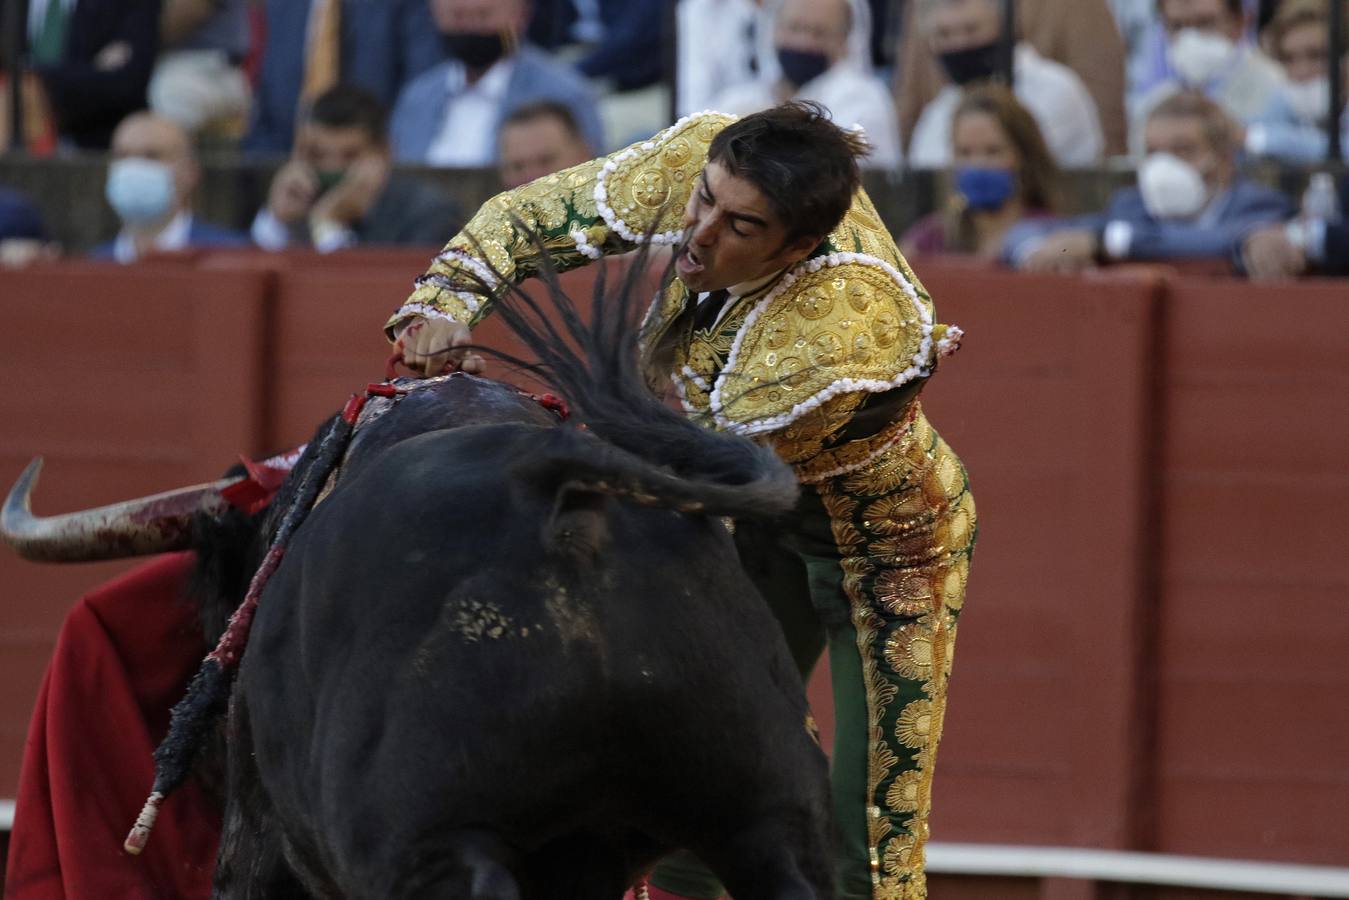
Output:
[651, 411, 976, 900]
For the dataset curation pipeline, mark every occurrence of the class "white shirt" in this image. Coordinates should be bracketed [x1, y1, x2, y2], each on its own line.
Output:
[112, 211, 193, 264]
[426, 59, 516, 167]
[908, 44, 1105, 169]
[711, 64, 904, 169]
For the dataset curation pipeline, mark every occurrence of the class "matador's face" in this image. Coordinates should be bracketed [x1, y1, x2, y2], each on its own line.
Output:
[677, 161, 818, 294]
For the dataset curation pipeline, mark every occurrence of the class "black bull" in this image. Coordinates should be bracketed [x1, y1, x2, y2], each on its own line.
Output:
[4, 260, 839, 897]
[208, 373, 835, 898]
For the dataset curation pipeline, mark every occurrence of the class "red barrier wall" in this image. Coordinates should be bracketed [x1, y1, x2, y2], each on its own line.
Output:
[0, 262, 270, 792]
[2, 254, 1347, 876]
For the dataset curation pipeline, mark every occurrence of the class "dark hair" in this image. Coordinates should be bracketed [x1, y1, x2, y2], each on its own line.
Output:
[501, 100, 586, 140]
[305, 84, 388, 142]
[706, 101, 868, 247]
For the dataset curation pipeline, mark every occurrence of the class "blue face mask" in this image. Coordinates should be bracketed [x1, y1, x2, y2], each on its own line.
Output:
[777, 48, 831, 88]
[954, 166, 1016, 211]
[105, 157, 176, 227]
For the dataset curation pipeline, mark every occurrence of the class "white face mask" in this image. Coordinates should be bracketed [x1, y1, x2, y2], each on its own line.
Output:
[1168, 28, 1237, 86]
[1284, 76, 1331, 123]
[1138, 152, 1209, 220]
[105, 157, 176, 227]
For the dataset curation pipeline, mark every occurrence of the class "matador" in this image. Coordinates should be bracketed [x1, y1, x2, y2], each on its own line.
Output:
[388, 103, 976, 900]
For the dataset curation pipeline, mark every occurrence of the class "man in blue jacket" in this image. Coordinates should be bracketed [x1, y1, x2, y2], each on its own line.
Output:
[92, 112, 249, 263]
[1005, 91, 1292, 272]
[389, 0, 605, 166]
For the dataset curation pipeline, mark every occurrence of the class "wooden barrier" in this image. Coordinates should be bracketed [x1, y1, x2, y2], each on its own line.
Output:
[2, 254, 1347, 886]
[0, 262, 271, 795]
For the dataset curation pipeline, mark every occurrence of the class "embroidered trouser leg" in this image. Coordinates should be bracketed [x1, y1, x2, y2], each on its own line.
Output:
[813, 416, 976, 899]
[650, 417, 974, 900]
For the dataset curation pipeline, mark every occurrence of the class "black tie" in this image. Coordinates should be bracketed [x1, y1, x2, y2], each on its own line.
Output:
[693, 289, 731, 333]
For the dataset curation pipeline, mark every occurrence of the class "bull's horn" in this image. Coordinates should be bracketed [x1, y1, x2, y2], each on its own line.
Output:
[2, 458, 240, 562]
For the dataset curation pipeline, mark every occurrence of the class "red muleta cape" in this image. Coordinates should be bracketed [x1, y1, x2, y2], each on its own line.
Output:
[6, 554, 221, 899]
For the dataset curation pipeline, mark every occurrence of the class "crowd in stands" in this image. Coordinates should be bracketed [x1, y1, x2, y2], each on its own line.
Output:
[0, 0, 1344, 278]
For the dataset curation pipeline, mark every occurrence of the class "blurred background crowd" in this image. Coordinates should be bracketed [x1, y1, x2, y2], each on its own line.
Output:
[0, 0, 1345, 279]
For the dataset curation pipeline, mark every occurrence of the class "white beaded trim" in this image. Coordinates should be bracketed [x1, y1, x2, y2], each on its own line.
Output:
[711, 251, 935, 437]
[571, 228, 603, 260]
[936, 324, 964, 357]
[670, 369, 697, 414]
[396, 301, 465, 326]
[680, 365, 711, 393]
[593, 110, 735, 246]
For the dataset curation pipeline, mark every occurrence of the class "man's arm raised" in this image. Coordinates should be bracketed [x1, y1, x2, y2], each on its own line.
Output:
[385, 112, 738, 376]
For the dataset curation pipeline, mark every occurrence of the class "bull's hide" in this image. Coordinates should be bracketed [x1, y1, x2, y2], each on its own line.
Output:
[211, 375, 834, 900]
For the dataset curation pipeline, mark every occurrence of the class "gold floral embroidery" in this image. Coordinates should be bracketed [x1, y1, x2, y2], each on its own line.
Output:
[885, 621, 935, 681]
[885, 770, 924, 814]
[818, 413, 975, 899]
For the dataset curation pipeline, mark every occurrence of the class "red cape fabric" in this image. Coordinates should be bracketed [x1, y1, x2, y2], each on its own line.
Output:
[5, 554, 221, 899]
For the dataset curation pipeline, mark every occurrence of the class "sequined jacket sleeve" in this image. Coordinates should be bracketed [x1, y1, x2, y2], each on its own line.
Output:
[386, 112, 738, 337]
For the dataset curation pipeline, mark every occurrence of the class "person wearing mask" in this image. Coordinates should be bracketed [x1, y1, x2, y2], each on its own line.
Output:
[1242, 174, 1349, 277]
[901, 85, 1060, 260]
[251, 85, 462, 252]
[1130, 0, 1286, 153]
[1245, 0, 1349, 163]
[893, 0, 1129, 157]
[1006, 91, 1292, 271]
[244, 0, 445, 155]
[25, 0, 161, 150]
[389, 0, 605, 166]
[907, 0, 1105, 168]
[496, 101, 596, 189]
[709, 0, 903, 168]
[92, 112, 248, 263]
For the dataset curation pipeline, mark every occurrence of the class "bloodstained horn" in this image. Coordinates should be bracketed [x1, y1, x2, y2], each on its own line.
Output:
[1, 458, 238, 562]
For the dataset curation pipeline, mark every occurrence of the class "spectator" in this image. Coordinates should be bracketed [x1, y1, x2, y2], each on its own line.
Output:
[901, 85, 1060, 260]
[497, 101, 596, 189]
[252, 85, 462, 253]
[0, 188, 60, 267]
[1243, 174, 1349, 277]
[677, 0, 768, 116]
[245, 0, 445, 155]
[93, 112, 249, 263]
[147, 0, 252, 137]
[1006, 91, 1292, 270]
[907, 0, 1105, 168]
[710, 0, 903, 168]
[1130, 0, 1286, 153]
[895, 0, 1128, 156]
[1245, 0, 1349, 163]
[26, 0, 160, 150]
[390, 0, 605, 166]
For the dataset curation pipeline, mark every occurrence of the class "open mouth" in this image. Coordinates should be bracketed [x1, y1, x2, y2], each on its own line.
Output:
[676, 245, 705, 277]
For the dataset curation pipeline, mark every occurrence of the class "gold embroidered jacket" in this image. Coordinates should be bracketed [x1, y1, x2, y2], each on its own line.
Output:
[390, 112, 961, 483]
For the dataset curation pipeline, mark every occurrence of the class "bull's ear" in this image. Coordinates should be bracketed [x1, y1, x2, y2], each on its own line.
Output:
[543, 483, 609, 564]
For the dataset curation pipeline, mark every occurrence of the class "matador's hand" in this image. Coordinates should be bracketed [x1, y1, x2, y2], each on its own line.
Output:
[394, 317, 485, 377]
